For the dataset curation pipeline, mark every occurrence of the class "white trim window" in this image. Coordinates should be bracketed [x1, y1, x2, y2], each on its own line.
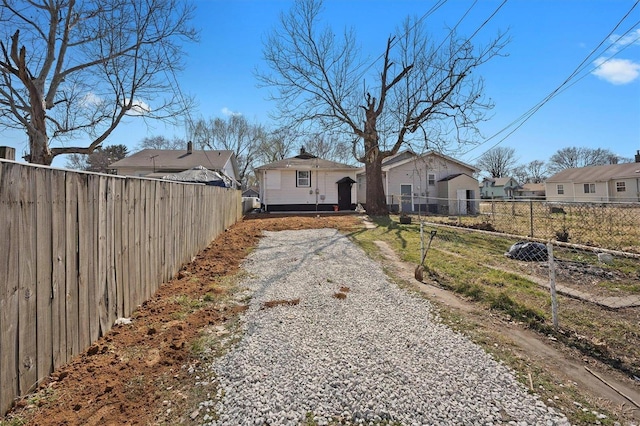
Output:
[583, 183, 596, 194]
[616, 181, 626, 192]
[296, 170, 311, 187]
[428, 173, 436, 186]
[557, 184, 564, 195]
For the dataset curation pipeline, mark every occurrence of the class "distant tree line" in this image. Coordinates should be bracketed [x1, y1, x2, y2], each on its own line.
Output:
[475, 146, 632, 184]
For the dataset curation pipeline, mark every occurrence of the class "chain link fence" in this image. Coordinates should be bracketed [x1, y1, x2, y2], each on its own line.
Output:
[393, 201, 640, 380]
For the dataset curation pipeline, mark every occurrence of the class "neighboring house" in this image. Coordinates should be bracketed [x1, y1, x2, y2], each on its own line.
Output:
[242, 188, 259, 198]
[255, 147, 359, 212]
[357, 150, 480, 215]
[109, 142, 240, 188]
[480, 177, 520, 199]
[514, 183, 546, 199]
[545, 160, 640, 202]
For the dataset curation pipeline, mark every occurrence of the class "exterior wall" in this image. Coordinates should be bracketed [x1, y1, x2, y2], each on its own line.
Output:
[357, 173, 366, 204]
[545, 180, 639, 202]
[438, 174, 479, 214]
[608, 178, 640, 202]
[259, 169, 357, 210]
[384, 156, 473, 210]
[480, 178, 519, 199]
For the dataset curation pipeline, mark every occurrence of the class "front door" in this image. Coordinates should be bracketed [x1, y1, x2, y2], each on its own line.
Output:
[337, 182, 352, 210]
[400, 184, 412, 213]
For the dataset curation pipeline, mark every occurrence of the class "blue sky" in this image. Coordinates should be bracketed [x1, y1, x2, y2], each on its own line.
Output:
[4, 0, 640, 168]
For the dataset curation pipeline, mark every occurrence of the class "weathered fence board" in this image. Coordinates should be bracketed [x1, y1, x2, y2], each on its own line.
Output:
[51, 171, 67, 371]
[35, 168, 53, 383]
[18, 166, 38, 395]
[64, 173, 79, 360]
[0, 163, 20, 414]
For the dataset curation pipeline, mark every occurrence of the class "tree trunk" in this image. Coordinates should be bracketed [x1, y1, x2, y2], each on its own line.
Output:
[365, 150, 388, 216]
[28, 129, 53, 165]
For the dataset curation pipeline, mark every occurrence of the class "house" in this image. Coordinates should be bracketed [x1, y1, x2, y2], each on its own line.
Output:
[480, 177, 520, 199]
[545, 159, 640, 202]
[357, 150, 480, 215]
[255, 147, 359, 212]
[242, 188, 259, 198]
[514, 183, 546, 199]
[109, 142, 240, 187]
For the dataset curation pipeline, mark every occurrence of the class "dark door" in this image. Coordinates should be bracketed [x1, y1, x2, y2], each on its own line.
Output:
[337, 182, 352, 210]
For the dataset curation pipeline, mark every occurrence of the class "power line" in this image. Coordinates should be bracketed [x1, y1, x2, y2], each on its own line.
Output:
[464, 2, 640, 162]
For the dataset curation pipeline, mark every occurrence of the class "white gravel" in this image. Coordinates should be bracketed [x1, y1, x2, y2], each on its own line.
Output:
[198, 228, 570, 425]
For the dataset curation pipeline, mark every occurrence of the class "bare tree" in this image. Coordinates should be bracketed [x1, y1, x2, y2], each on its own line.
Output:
[301, 133, 355, 165]
[475, 146, 517, 178]
[190, 115, 267, 189]
[259, 0, 508, 215]
[136, 135, 188, 151]
[548, 147, 620, 174]
[525, 160, 547, 183]
[0, 0, 197, 165]
[258, 127, 297, 164]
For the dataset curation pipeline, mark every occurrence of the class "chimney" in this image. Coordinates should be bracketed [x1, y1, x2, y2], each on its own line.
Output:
[635, 150, 640, 163]
[300, 146, 306, 155]
[0, 146, 16, 161]
[187, 141, 193, 154]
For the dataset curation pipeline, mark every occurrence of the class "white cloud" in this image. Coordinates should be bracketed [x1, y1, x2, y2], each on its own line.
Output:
[221, 107, 242, 117]
[123, 98, 151, 116]
[609, 28, 640, 53]
[81, 92, 103, 107]
[592, 57, 640, 85]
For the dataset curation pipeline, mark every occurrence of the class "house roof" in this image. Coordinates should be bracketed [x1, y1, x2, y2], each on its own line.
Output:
[110, 149, 236, 173]
[255, 155, 358, 171]
[484, 177, 519, 187]
[381, 149, 479, 173]
[517, 183, 545, 192]
[546, 162, 640, 183]
[438, 172, 476, 182]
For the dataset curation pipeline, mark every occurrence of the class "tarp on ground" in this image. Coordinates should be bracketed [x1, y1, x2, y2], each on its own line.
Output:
[162, 165, 229, 187]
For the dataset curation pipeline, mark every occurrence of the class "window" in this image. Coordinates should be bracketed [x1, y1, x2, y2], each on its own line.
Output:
[556, 184, 564, 195]
[428, 174, 436, 185]
[583, 183, 596, 194]
[616, 181, 626, 192]
[296, 170, 310, 187]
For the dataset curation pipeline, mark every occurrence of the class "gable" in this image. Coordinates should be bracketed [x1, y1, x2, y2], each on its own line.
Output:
[381, 150, 478, 174]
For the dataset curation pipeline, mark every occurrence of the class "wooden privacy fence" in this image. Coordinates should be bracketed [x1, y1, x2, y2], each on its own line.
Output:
[0, 160, 242, 414]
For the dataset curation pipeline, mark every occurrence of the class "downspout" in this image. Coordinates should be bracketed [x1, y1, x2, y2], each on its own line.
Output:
[262, 170, 267, 210]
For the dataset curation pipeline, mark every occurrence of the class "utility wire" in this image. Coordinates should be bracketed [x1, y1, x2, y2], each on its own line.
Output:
[464, 1, 640, 161]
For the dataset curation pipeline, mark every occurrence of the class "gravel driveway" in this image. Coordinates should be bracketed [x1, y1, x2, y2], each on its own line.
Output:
[198, 228, 569, 425]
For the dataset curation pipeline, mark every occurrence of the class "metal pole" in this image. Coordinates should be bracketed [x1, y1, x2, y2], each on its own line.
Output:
[420, 221, 424, 262]
[547, 243, 558, 330]
[529, 199, 534, 238]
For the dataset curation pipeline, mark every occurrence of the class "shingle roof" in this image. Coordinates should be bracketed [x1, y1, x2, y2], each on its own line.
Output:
[110, 149, 234, 171]
[381, 149, 479, 173]
[546, 162, 640, 183]
[255, 156, 358, 171]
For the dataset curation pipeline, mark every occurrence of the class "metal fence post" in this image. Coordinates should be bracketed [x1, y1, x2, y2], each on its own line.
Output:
[547, 243, 558, 330]
[420, 221, 424, 262]
[529, 199, 534, 237]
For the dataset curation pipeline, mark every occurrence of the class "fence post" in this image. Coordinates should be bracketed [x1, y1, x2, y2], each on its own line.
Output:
[420, 221, 424, 262]
[547, 243, 558, 330]
[529, 199, 534, 237]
